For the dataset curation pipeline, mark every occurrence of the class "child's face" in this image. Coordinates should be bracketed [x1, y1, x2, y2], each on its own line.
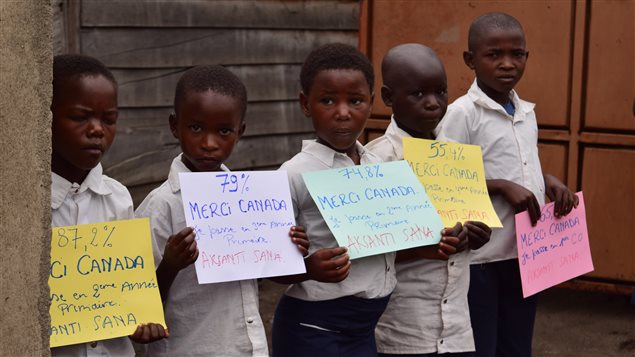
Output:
[170, 91, 245, 172]
[383, 62, 447, 138]
[51, 75, 117, 182]
[465, 27, 528, 104]
[300, 69, 373, 155]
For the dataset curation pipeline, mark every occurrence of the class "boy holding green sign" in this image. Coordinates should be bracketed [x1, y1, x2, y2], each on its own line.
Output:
[272, 43, 465, 357]
[367, 44, 491, 356]
[50, 55, 166, 355]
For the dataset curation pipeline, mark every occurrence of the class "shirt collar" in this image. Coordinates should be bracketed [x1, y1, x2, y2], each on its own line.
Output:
[300, 139, 369, 167]
[51, 164, 111, 209]
[467, 79, 535, 120]
[384, 116, 412, 159]
[168, 153, 230, 193]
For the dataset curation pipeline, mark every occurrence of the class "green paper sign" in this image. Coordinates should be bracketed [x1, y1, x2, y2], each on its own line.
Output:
[302, 161, 444, 259]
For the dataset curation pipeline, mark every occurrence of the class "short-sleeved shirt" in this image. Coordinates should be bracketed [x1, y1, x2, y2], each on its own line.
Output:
[436, 80, 545, 264]
[51, 164, 136, 357]
[281, 140, 397, 301]
[366, 118, 474, 354]
[135, 154, 268, 357]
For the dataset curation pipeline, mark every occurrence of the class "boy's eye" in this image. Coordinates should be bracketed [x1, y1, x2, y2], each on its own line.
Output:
[102, 113, 118, 125]
[513, 50, 527, 58]
[320, 97, 334, 105]
[189, 124, 202, 133]
[219, 128, 233, 136]
[350, 98, 363, 105]
[414, 91, 424, 98]
[438, 88, 447, 96]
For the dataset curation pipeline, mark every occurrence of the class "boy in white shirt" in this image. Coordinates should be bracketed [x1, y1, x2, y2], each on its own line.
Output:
[367, 43, 491, 357]
[436, 13, 578, 357]
[135, 65, 310, 356]
[50, 54, 166, 356]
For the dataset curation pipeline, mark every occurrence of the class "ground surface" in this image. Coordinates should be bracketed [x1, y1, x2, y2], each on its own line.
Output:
[259, 280, 635, 356]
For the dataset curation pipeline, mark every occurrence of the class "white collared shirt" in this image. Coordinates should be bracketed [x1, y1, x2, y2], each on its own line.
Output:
[51, 164, 136, 357]
[135, 154, 268, 357]
[281, 140, 397, 301]
[436, 80, 545, 264]
[366, 119, 475, 354]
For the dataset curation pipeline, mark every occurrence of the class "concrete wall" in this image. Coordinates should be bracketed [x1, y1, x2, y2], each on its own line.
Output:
[0, 1, 52, 356]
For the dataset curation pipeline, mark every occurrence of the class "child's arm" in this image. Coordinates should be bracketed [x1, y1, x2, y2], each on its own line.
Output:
[129, 323, 169, 344]
[396, 223, 467, 262]
[544, 174, 579, 217]
[155, 227, 198, 302]
[487, 179, 542, 225]
[465, 221, 491, 250]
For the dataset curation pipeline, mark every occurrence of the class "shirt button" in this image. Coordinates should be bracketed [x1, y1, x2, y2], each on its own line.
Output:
[247, 318, 254, 324]
[443, 299, 448, 304]
[440, 339, 444, 344]
[386, 265, 390, 271]
[524, 161, 527, 165]
[450, 261, 455, 266]
[90, 342, 98, 348]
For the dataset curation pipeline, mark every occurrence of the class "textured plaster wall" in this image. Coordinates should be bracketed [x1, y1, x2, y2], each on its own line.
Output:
[0, 1, 52, 356]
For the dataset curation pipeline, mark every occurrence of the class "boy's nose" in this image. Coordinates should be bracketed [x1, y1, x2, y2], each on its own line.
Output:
[335, 103, 351, 120]
[201, 133, 219, 151]
[423, 95, 441, 111]
[87, 119, 104, 137]
[500, 56, 515, 69]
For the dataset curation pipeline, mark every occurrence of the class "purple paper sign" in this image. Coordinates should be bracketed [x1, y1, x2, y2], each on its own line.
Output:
[515, 192, 593, 297]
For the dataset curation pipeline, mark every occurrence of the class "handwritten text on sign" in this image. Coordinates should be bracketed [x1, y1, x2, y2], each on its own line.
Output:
[49, 218, 165, 347]
[516, 192, 593, 298]
[179, 171, 306, 284]
[403, 138, 502, 227]
[302, 161, 444, 259]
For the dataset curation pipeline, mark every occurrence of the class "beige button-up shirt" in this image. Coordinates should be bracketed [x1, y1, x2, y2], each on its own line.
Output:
[367, 119, 474, 354]
[51, 164, 136, 357]
[436, 80, 545, 264]
[135, 154, 268, 357]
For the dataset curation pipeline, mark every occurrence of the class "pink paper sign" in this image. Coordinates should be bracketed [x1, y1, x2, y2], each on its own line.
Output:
[515, 192, 593, 297]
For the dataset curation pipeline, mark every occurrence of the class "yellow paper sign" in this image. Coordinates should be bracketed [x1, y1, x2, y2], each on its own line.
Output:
[403, 138, 502, 227]
[48, 218, 165, 347]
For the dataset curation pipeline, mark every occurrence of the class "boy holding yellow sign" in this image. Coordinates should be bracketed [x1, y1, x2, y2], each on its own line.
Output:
[367, 44, 491, 356]
[436, 13, 578, 357]
[50, 55, 166, 355]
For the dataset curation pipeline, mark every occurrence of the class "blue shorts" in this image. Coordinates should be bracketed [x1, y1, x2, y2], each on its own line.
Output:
[468, 259, 539, 357]
[272, 294, 390, 357]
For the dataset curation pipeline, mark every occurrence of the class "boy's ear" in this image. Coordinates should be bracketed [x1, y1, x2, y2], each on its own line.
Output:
[238, 121, 246, 138]
[525, 51, 530, 61]
[299, 91, 310, 117]
[380, 85, 393, 107]
[169, 112, 179, 139]
[463, 51, 475, 70]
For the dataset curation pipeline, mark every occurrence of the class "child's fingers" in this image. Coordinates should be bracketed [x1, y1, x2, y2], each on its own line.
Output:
[290, 225, 306, 234]
[169, 227, 194, 245]
[527, 196, 541, 226]
[322, 247, 348, 258]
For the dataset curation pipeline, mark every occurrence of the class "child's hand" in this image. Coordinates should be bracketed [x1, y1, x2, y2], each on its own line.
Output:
[290, 225, 309, 257]
[494, 179, 541, 225]
[544, 174, 579, 218]
[129, 323, 168, 344]
[441, 222, 468, 253]
[306, 247, 350, 283]
[465, 221, 492, 250]
[163, 227, 198, 272]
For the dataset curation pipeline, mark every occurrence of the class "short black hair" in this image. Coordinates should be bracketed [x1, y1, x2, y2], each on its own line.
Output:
[468, 12, 525, 51]
[53, 54, 116, 95]
[300, 43, 374, 94]
[174, 65, 248, 120]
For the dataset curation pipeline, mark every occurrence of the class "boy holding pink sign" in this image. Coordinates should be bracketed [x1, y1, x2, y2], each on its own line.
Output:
[366, 43, 491, 357]
[135, 66, 312, 356]
[50, 54, 166, 355]
[435, 13, 578, 357]
[271, 43, 465, 357]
